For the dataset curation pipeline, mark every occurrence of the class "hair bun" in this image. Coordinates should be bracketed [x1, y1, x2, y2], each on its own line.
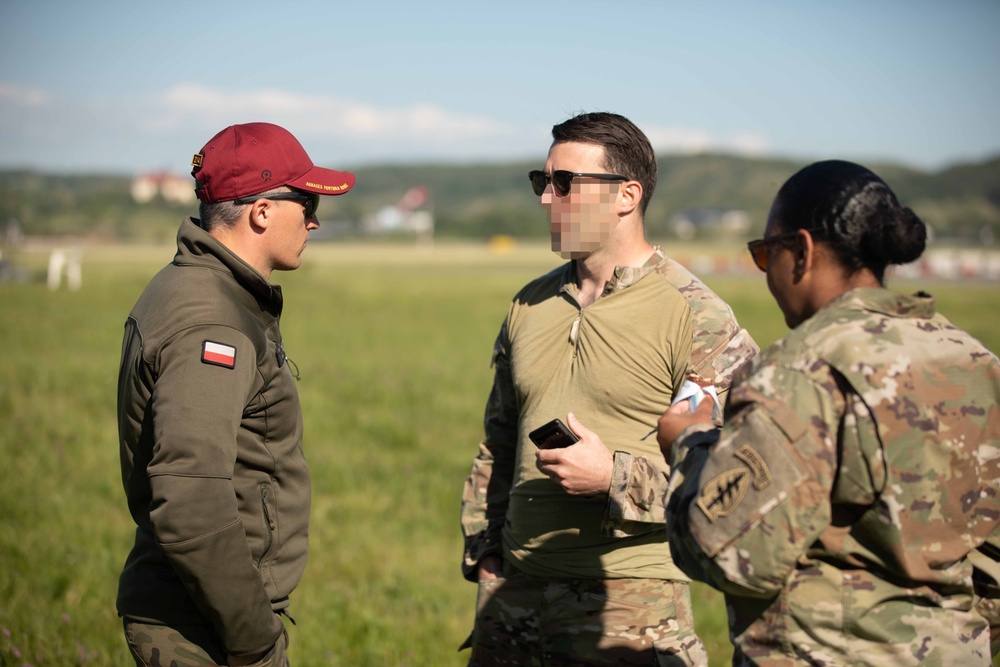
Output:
[882, 207, 927, 266]
[776, 160, 928, 283]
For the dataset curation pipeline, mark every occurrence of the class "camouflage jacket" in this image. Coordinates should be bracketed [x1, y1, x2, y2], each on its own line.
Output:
[461, 247, 758, 580]
[666, 287, 1000, 666]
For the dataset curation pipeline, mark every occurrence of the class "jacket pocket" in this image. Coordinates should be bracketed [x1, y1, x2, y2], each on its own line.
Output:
[258, 482, 276, 566]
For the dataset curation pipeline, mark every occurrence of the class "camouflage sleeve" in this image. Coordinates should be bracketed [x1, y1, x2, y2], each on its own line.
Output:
[669, 265, 758, 400]
[461, 323, 518, 582]
[602, 450, 669, 537]
[666, 365, 838, 597]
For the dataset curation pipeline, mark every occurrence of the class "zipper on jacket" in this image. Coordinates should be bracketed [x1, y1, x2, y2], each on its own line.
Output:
[258, 483, 275, 564]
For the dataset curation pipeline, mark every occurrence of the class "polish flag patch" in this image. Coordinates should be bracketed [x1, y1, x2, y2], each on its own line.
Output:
[201, 340, 236, 369]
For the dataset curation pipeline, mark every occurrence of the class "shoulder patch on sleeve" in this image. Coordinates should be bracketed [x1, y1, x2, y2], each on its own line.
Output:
[201, 340, 236, 369]
[696, 467, 750, 523]
[734, 444, 772, 490]
[695, 445, 772, 523]
[689, 408, 811, 557]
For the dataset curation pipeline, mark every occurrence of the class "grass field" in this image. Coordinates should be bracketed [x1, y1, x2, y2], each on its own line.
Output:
[1, 239, 998, 666]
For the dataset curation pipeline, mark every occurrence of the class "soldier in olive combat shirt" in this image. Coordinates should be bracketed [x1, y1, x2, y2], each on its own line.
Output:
[460, 112, 758, 666]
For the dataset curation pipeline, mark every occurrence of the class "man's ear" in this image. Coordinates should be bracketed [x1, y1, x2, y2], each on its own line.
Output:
[246, 198, 272, 232]
[616, 181, 642, 216]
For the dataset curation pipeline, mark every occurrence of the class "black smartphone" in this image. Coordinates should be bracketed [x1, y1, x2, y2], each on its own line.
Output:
[528, 418, 580, 449]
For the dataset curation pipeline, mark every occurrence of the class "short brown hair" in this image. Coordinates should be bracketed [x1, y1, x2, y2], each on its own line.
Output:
[551, 112, 657, 216]
[198, 186, 294, 232]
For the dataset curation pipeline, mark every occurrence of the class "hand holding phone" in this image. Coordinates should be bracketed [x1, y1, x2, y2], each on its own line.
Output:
[528, 418, 580, 449]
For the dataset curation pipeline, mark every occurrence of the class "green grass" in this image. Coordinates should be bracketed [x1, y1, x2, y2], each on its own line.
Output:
[1, 240, 998, 666]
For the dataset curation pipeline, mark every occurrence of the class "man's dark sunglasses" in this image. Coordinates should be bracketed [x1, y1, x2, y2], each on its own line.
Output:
[747, 228, 823, 271]
[528, 170, 629, 197]
[233, 191, 320, 218]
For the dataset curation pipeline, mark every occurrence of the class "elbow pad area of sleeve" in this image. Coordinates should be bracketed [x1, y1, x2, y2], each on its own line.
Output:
[149, 475, 240, 545]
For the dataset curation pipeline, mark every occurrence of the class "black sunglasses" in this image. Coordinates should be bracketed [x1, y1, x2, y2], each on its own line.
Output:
[747, 228, 823, 271]
[528, 170, 629, 197]
[233, 191, 320, 219]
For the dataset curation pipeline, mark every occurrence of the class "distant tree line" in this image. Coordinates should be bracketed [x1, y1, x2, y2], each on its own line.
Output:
[1, 153, 997, 244]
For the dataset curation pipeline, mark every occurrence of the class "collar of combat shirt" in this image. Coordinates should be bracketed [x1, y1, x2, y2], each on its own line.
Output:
[559, 246, 667, 300]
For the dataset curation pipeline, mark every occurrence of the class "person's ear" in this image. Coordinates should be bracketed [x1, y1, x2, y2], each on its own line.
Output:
[793, 228, 816, 279]
[616, 180, 642, 216]
[246, 198, 272, 232]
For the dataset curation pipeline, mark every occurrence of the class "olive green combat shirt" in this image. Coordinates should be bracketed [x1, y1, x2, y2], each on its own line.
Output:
[666, 288, 1000, 666]
[117, 218, 310, 658]
[461, 248, 758, 580]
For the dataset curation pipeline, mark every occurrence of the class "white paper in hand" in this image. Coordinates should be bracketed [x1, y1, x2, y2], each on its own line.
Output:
[671, 380, 720, 420]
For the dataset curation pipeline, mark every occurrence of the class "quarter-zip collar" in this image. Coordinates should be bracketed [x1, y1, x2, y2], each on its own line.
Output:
[559, 246, 665, 302]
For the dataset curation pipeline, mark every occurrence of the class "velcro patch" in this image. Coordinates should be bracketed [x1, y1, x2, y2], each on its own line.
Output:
[735, 445, 771, 490]
[696, 468, 749, 522]
[201, 340, 236, 369]
[689, 407, 810, 558]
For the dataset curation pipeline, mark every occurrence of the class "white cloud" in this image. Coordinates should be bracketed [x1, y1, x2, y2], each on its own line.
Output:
[643, 124, 770, 157]
[152, 84, 513, 144]
[146, 86, 774, 165]
[0, 82, 772, 171]
[0, 82, 49, 106]
[725, 133, 770, 156]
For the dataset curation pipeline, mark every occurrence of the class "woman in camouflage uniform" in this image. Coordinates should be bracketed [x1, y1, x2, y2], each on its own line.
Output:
[658, 160, 1000, 666]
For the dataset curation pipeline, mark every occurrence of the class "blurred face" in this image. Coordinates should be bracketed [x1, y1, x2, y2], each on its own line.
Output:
[269, 192, 320, 272]
[540, 142, 623, 259]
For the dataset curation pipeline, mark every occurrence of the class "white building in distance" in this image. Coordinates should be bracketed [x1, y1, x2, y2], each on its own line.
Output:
[131, 172, 197, 204]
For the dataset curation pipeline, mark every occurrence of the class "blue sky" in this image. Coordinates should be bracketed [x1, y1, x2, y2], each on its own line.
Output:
[1, 0, 998, 175]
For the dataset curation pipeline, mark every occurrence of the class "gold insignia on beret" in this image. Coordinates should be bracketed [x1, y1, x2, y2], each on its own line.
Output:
[192, 153, 204, 168]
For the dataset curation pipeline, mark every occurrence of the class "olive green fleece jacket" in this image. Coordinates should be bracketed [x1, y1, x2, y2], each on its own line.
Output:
[116, 218, 310, 657]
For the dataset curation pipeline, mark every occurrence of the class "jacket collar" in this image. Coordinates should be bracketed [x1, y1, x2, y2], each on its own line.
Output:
[173, 217, 283, 308]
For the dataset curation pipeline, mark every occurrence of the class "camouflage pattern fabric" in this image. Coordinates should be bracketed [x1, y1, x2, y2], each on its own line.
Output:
[124, 618, 288, 667]
[465, 564, 707, 666]
[665, 287, 1000, 666]
[647, 249, 758, 394]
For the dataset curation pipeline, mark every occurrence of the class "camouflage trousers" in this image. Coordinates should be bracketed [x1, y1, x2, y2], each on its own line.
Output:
[123, 617, 289, 667]
[463, 565, 708, 667]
